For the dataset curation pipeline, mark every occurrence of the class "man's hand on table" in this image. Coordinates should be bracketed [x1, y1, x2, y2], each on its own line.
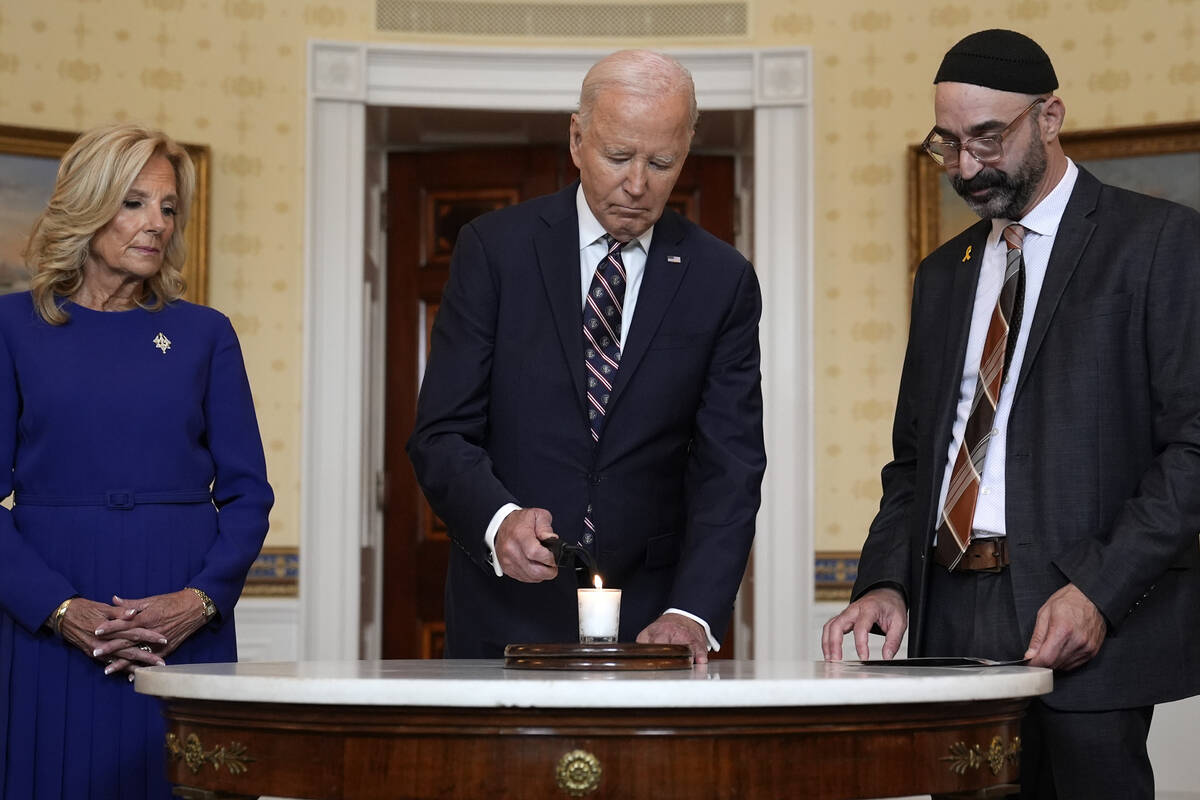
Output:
[495, 507, 559, 582]
[637, 612, 709, 664]
[1024, 582, 1107, 671]
[821, 587, 907, 661]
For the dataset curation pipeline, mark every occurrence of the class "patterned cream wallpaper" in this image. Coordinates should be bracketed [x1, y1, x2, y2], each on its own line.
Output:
[0, 0, 375, 549]
[0, 0, 1196, 558]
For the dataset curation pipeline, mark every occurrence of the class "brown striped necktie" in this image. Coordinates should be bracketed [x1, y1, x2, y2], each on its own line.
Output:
[935, 223, 1026, 570]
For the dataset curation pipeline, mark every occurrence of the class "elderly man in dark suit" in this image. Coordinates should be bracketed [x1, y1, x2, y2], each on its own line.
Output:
[408, 50, 765, 664]
[822, 29, 1200, 799]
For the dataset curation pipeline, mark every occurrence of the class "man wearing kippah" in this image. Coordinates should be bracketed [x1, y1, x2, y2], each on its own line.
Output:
[823, 29, 1200, 799]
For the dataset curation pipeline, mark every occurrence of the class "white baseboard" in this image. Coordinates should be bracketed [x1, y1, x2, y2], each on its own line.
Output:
[233, 596, 299, 663]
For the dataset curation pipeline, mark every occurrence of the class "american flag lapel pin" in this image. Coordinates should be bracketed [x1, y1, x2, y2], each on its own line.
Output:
[667, 255, 681, 263]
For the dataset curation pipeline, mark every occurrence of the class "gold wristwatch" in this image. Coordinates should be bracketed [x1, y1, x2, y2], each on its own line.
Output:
[188, 587, 217, 622]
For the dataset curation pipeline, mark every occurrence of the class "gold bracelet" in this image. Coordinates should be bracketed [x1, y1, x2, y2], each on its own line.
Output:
[187, 587, 217, 622]
[50, 597, 74, 638]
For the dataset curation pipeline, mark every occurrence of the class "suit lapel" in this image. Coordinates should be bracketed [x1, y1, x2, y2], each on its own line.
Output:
[606, 210, 690, 415]
[533, 185, 587, 419]
[1014, 169, 1099, 397]
[927, 220, 991, 522]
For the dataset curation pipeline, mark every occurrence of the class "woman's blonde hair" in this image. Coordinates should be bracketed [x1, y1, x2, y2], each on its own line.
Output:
[25, 123, 195, 324]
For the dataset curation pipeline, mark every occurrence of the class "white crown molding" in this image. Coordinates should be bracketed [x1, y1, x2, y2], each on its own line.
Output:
[308, 41, 809, 112]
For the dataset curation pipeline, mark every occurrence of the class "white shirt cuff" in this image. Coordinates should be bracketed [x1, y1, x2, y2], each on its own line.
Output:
[664, 607, 719, 651]
[484, 503, 522, 577]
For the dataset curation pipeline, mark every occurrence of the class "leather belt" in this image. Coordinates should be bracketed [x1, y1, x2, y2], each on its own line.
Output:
[935, 537, 1010, 572]
[15, 490, 212, 510]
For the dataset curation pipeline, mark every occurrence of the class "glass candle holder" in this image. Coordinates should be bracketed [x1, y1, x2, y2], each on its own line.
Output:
[577, 584, 621, 644]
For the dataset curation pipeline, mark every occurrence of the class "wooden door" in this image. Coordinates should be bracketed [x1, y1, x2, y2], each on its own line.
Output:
[383, 147, 738, 659]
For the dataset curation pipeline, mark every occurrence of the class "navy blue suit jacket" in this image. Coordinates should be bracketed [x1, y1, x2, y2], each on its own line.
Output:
[408, 183, 766, 657]
[854, 168, 1200, 710]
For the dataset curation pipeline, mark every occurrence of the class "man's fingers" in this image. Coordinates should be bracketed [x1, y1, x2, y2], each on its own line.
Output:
[820, 617, 846, 660]
[822, 591, 908, 662]
[1024, 613, 1047, 661]
[532, 508, 555, 536]
[638, 615, 708, 664]
[524, 535, 555, 564]
[495, 508, 561, 581]
[503, 534, 558, 582]
[1025, 605, 1064, 667]
[881, 621, 904, 660]
[821, 608, 865, 661]
[1026, 609, 1069, 668]
[1030, 633, 1065, 669]
[852, 618, 873, 660]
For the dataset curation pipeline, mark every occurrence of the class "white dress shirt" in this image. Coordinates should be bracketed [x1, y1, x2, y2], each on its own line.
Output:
[936, 159, 1080, 539]
[481, 187, 719, 649]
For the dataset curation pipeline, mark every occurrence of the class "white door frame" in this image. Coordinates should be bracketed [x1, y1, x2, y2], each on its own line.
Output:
[301, 41, 814, 661]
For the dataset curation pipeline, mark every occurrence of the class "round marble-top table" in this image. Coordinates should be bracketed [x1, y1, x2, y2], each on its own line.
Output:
[137, 659, 1051, 800]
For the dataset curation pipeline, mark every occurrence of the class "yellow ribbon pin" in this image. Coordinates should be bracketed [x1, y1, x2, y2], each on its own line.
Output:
[962, 245, 972, 262]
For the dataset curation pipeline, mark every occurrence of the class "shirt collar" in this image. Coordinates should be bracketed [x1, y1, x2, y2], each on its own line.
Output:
[993, 157, 1079, 241]
[576, 184, 654, 253]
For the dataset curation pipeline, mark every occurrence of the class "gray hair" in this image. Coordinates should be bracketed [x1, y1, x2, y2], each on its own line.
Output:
[577, 50, 699, 131]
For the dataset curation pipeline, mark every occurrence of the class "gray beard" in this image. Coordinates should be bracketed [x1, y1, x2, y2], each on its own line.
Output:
[952, 139, 1047, 220]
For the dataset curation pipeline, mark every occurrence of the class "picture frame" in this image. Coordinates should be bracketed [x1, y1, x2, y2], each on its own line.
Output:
[907, 120, 1200, 276]
[0, 123, 210, 304]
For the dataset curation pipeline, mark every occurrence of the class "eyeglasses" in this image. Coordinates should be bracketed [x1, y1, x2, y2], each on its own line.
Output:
[922, 98, 1045, 167]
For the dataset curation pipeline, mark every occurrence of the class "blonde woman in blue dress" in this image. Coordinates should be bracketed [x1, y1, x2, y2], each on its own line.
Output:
[0, 123, 273, 799]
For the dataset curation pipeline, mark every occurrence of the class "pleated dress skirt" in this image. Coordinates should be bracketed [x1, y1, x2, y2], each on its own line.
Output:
[0, 501, 237, 800]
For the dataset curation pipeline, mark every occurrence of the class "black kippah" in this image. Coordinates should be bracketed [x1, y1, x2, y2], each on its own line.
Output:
[934, 29, 1058, 94]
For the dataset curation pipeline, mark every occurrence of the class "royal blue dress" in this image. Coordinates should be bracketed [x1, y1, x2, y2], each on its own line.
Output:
[0, 291, 273, 799]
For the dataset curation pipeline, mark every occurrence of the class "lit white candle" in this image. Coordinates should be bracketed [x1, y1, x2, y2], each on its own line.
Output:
[577, 574, 621, 643]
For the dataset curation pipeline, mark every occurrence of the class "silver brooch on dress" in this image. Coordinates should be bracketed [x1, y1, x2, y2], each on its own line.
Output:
[153, 332, 172, 354]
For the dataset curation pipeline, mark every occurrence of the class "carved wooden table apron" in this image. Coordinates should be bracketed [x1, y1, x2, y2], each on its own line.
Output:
[137, 660, 1052, 800]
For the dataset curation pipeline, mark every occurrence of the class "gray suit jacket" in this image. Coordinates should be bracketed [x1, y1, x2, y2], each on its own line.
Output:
[854, 167, 1200, 711]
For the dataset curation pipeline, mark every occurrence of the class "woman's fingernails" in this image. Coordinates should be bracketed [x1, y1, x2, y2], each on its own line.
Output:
[104, 664, 115, 675]
[159, 638, 168, 644]
[128, 674, 135, 683]
[95, 628, 105, 636]
[92, 648, 102, 657]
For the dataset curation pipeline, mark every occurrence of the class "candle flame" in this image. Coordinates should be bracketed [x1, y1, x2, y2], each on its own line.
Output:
[593, 574, 603, 590]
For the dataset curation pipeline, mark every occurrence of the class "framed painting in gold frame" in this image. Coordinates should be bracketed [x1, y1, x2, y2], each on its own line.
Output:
[908, 121, 1200, 276]
[0, 123, 210, 303]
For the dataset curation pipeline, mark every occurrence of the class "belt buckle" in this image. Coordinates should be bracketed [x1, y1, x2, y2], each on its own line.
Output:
[977, 538, 1005, 573]
[106, 491, 135, 510]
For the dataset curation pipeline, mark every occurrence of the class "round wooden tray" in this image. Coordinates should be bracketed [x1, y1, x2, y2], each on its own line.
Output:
[503, 642, 693, 670]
